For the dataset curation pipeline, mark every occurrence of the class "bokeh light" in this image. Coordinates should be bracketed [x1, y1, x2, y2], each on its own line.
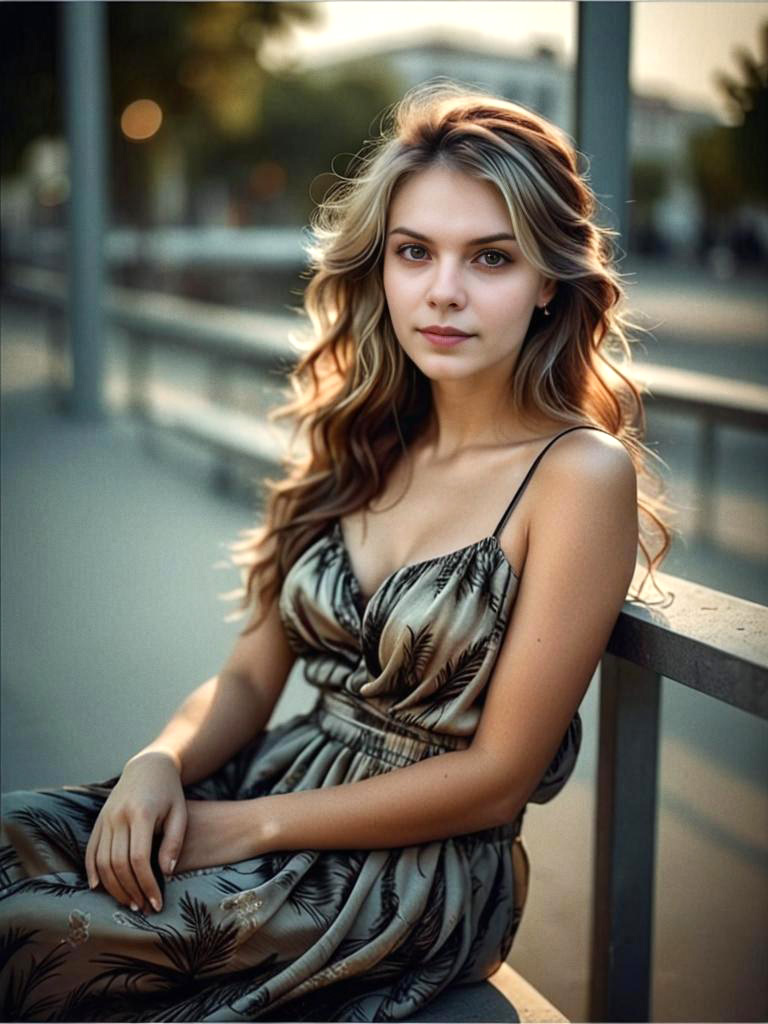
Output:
[120, 99, 163, 141]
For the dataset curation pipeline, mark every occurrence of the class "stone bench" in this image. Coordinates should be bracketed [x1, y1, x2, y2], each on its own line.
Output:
[262, 963, 569, 1022]
[407, 963, 569, 1023]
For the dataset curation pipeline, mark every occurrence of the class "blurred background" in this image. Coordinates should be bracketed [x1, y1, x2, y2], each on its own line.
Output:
[1, 3, 766, 1022]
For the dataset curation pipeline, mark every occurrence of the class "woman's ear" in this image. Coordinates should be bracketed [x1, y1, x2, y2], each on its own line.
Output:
[538, 278, 557, 307]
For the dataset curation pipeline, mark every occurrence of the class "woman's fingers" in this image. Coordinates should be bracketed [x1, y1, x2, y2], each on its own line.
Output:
[158, 798, 188, 877]
[129, 817, 164, 912]
[86, 813, 166, 913]
[94, 825, 132, 908]
[85, 818, 102, 890]
[111, 824, 147, 912]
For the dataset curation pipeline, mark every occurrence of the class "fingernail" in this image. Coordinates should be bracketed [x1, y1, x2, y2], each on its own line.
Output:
[88, 877, 97, 890]
[130, 902, 139, 912]
[168, 858, 176, 874]
[150, 897, 162, 913]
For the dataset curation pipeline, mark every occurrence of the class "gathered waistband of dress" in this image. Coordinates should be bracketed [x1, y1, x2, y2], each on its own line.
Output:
[310, 689, 524, 842]
[311, 688, 471, 770]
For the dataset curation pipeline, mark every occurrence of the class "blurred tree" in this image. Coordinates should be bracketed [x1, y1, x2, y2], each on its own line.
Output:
[108, 2, 322, 224]
[688, 21, 767, 219]
[180, 62, 404, 227]
[0, 2, 324, 223]
[112, 2, 318, 141]
[254, 66, 405, 223]
[712, 20, 768, 203]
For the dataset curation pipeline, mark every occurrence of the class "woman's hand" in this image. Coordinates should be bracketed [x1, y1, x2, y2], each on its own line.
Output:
[173, 799, 271, 874]
[85, 751, 187, 913]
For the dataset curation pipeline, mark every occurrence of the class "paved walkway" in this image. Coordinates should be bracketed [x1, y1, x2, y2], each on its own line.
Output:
[2, 300, 766, 1022]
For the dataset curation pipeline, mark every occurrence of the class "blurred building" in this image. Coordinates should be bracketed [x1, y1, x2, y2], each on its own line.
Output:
[305, 30, 571, 130]
[303, 30, 721, 261]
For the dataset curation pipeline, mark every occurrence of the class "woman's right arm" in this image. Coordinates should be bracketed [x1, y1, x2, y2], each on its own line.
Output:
[85, 594, 296, 913]
[136, 594, 296, 786]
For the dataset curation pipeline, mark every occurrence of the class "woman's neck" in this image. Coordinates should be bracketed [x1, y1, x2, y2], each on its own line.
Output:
[422, 379, 546, 459]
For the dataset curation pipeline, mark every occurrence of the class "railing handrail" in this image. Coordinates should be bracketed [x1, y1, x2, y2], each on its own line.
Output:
[1, 225, 308, 267]
[630, 362, 768, 424]
[3, 263, 292, 362]
[615, 568, 768, 719]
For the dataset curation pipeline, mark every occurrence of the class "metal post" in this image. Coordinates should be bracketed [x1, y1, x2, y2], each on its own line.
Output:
[61, 1, 109, 420]
[576, 1, 632, 246]
[577, 10, 643, 1014]
[589, 654, 661, 1022]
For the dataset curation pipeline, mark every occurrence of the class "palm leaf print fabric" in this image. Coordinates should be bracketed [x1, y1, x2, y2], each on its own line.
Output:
[0, 426, 604, 1022]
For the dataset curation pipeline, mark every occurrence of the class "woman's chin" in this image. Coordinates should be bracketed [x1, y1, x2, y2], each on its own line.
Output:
[410, 349, 504, 382]
[417, 362, 492, 386]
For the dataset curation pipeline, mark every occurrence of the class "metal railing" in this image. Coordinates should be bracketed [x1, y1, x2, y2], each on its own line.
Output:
[591, 573, 767, 1020]
[4, 266, 768, 1021]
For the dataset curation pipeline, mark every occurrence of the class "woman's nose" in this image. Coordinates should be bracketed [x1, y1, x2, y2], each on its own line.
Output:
[426, 259, 467, 308]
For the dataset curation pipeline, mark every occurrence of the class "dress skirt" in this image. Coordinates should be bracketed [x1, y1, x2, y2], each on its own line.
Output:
[1, 692, 530, 1023]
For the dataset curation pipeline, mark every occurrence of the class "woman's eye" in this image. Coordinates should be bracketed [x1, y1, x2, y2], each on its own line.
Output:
[477, 249, 510, 267]
[398, 244, 428, 260]
[395, 244, 511, 267]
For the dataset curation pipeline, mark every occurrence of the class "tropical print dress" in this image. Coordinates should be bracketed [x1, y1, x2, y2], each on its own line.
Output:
[1, 425, 605, 1022]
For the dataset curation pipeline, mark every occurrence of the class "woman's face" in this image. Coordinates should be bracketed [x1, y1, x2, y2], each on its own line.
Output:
[382, 164, 555, 385]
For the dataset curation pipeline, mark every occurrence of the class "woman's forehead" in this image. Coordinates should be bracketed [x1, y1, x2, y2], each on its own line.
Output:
[390, 164, 501, 203]
[386, 168, 516, 242]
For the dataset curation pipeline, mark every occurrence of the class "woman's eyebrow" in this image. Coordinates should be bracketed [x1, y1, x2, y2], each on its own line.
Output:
[388, 226, 517, 245]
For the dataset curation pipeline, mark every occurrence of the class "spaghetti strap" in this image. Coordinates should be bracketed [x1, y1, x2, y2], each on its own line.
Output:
[492, 425, 613, 538]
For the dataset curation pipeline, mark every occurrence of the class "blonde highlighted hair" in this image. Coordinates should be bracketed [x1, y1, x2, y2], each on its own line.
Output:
[230, 80, 677, 631]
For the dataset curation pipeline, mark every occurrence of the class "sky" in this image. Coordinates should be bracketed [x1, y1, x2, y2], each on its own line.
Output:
[261, 1, 768, 119]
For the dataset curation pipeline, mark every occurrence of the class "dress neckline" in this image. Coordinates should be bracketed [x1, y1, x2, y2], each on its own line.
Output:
[333, 519, 520, 620]
[330, 425, 609, 620]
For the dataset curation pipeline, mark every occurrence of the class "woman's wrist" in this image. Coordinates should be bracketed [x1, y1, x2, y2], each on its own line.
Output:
[125, 746, 183, 776]
[175, 799, 276, 872]
[229, 798, 279, 860]
[253, 795, 282, 854]
[233, 798, 277, 860]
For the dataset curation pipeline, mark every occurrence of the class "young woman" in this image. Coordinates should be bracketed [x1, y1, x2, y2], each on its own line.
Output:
[1, 81, 671, 1021]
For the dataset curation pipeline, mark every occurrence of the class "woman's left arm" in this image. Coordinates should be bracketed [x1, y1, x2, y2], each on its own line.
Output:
[176, 436, 638, 869]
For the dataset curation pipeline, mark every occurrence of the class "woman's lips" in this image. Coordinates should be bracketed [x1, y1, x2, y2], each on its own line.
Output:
[418, 329, 474, 347]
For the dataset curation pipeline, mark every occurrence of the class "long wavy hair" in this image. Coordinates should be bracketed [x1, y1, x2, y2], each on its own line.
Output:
[229, 80, 677, 632]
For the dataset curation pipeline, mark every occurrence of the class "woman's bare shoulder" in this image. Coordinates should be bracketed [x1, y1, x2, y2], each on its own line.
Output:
[543, 424, 634, 477]
[517, 422, 636, 532]
[528, 425, 638, 536]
